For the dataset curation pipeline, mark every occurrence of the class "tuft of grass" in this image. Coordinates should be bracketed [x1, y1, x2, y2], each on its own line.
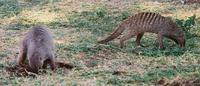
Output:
[0, 52, 7, 58]
[139, 46, 186, 57]
[65, 43, 102, 56]
[25, 0, 60, 5]
[176, 15, 197, 38]
[0, 0, 22, 18]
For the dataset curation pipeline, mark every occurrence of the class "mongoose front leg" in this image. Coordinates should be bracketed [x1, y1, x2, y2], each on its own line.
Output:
[16, 45, 27, 66]
[42, 59, 50, 69]
[49, 57, 56, 71]
[136, 33, 144, 47]
[158, 32, 165, 49]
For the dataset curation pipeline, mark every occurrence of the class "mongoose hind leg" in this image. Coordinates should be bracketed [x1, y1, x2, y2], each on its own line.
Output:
[42, 58, 56, 71]
[49, 56, 56, 71]
[50, 60, 56, 71]
[136, 33, 145, 47]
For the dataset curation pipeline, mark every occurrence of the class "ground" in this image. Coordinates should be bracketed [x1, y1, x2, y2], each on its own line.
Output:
[0, 0, 200, 86]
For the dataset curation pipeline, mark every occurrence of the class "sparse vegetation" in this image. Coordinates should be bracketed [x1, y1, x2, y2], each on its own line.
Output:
[0, 0, 21, 18]
[0, 0, 200, 85]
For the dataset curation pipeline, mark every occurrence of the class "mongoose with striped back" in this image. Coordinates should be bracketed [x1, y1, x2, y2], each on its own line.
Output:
[16, 25, 56, 73]
[98, 12, 185, 49]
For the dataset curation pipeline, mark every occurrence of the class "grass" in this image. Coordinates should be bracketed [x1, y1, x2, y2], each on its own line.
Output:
[0, 0, 200, 85]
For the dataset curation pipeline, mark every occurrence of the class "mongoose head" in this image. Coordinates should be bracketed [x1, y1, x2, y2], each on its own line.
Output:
[166, 18, 186, 48]
[174, 28, 186, 48]
[29, 53, 44, 73]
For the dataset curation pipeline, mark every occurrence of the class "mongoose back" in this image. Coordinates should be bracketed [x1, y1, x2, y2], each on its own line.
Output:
[98, 12, 185, 49]
[16, 25, 55, 73]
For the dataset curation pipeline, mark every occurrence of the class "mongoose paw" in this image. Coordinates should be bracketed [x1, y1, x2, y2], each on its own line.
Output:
[139, 44, 146, 47]
[119, 45, 124, 48]
[159, 47, 165, 50]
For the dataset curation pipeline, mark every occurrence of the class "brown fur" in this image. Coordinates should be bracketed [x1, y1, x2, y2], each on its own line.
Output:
[98, 12, 185, 49]
[16, 25, 56, 73]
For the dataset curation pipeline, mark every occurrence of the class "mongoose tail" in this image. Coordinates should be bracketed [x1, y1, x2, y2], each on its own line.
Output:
[98, 24, 125, 44]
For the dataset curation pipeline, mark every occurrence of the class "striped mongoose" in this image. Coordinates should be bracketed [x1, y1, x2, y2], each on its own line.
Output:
[98, 12, 185, 49]
[16, 25, 56, 73]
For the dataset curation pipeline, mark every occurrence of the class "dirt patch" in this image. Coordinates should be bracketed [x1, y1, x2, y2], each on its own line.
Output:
[5, 61, 74, 77]
[157, 76, 200, 86]
[56, 61, 74, 69]
[5, 64, 36, 77]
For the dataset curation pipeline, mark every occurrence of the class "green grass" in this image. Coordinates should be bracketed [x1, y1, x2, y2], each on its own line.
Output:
[68, 8, 126, 35]
[0, 0, 200, 85]
[0, 0, 21, 18]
